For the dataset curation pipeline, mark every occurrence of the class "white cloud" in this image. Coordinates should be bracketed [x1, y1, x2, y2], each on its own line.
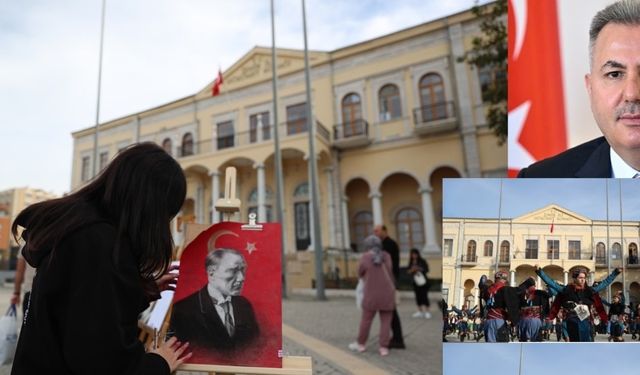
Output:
[0, 0, 486, 195]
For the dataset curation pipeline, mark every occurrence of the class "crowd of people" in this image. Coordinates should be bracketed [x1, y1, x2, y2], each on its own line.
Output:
[442, 267, 640, 343]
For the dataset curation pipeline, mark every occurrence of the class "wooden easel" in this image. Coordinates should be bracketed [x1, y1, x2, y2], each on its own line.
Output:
[146, 167, 312, 375]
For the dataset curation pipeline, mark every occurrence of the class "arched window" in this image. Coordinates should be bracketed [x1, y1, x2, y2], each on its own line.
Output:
[500, 241, 510, 263]
[378, 84, 402, 121]
[341, 93, 363, 138]
[466, 240, 477, 262]
[629, 243, 638, 265]
[162, 138, 172, 155]
[484, 240, 493, 257]
[596, 242, 606, 264]
[419, 73, 446, 121]
[396, 207, 424, 254]
[247, 187, 274, 222]
[293, 182, 310, 250]
[181, 133, 194, 156]
[352, 211, 373, 252]
[612, 242, 622, 260]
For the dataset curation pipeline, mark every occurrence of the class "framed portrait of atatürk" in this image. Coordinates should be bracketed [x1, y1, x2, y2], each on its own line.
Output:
[169, 221, 282, 368]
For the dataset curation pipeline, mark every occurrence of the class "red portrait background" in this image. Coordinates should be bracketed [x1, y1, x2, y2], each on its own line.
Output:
[172, 221, 282, 368]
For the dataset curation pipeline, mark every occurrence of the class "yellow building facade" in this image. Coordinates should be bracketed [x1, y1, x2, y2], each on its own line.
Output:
[0, 187, 59, 267]
[443, 204, 640, 308]
[71, 7, 506, 289]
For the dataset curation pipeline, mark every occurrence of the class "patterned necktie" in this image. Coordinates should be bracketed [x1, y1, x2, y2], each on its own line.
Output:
[221, 301, 235, 337]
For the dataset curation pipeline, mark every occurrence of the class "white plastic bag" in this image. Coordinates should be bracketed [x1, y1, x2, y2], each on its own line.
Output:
[355, 279, 364, 309]
[0, 304, 18, 365]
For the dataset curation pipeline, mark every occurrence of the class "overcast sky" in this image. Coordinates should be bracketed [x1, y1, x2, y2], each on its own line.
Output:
[0, 0, 488, 195]
[444, 179, 640, 221]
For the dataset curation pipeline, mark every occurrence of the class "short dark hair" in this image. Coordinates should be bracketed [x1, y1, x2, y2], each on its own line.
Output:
[13, 142, 186, 280]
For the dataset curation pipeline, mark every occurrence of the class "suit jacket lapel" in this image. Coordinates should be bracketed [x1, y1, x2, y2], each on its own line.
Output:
[575, 138, 612, 177]
[198, 287, 232, 339]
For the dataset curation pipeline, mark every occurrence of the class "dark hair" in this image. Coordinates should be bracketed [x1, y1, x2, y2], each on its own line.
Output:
[408, 248, 424, 266]
[12, 142, 186, 280]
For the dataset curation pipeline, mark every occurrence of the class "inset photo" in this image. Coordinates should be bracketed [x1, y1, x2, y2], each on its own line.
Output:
[442, 178, 640, 343]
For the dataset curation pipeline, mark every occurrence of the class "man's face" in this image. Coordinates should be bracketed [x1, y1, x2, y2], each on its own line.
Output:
[208, 253, 247, 297]
[586, 24, 640, 157]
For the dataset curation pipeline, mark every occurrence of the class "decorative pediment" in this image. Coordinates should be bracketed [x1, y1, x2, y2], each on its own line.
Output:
[196, 47, 329, 98]
[513, 204, 591, 225]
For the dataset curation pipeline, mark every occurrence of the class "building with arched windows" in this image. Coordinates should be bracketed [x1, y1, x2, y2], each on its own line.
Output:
[70, 6, 506, 289]
[443, 204, 640, 309]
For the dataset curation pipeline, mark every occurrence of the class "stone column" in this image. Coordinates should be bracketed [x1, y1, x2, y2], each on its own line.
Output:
[419, 186, 439, 253]
[210, 171, 220, 224]
[370, 191, 383, 226]
[536, 276, 542, 290]
[196, 184, 204, 224]
[510, 270, 516, 287]
[341, 196, 351, 250]
[473, 287, 479, 307]
[256, 163, 266, 223]
[325, 167, 336, 248]
[564, 271, 569, 285]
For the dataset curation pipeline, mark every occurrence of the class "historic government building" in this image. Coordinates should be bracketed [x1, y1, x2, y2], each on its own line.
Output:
[443, 204, 640, 308]
[70, 6, 506, 289]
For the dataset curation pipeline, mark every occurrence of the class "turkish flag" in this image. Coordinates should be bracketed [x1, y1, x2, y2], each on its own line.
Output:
[508, 0, 568, 177]
[211, 69, 223, 96]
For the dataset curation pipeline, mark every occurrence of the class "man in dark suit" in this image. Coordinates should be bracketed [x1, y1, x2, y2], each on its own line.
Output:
[374, 224, 405, 349]
[171, 248, 259, 352]
[518, 1, 640, 178]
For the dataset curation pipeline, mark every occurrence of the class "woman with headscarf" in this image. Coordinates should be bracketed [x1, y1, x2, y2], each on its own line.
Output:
[348, 235, 395, 356]
[548, 267, 608, 342]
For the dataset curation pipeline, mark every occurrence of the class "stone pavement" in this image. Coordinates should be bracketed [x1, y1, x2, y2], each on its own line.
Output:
[0, 283, 441, 374]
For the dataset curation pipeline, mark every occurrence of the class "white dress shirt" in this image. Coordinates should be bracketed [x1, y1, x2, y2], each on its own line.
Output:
[610, 147, 640, 178]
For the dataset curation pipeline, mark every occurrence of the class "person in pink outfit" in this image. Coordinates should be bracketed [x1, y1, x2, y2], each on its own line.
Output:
[349, 235, 396, 356]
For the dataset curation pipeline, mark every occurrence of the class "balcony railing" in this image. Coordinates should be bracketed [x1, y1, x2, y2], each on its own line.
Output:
[514, 250, 594, 261]
[334, 119, 369, 140]
[461, 254, 477, 263]
[174, 120, 330, 158]
[332, 119, 371, 149]
[412, 101, 458, 135]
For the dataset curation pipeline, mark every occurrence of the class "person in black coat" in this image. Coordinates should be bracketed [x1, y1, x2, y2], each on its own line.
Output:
[171, 249, 259, 352]
[374, 224, 405, 349]
[407, 248, 431, 319]
[10, 143, 190, 375]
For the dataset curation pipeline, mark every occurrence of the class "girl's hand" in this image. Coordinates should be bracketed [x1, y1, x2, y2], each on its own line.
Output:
[152, 337, 192, 372]
[156, 264, 179, 292]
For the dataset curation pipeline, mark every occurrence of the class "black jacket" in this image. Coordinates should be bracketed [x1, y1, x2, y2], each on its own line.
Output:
[11, 203, 169, 375]
[170, 286, 259, 352]
[382, 237, 400, 281]
[517, 137, 612, 178]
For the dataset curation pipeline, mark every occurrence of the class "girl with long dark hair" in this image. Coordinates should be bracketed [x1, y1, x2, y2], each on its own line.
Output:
[11, 143, 191, 374]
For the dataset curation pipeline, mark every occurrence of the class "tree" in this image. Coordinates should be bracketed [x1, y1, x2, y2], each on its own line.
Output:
[459, 0, 507, 143]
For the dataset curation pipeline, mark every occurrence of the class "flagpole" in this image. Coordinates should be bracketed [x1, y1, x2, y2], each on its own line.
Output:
[270, 0, 288, 299]
[518, 342, 524, 375]
[620, 180, 626, 302]
[301, 0, 326, 300]
[495, 179, 502, 276]
[92, 0, 107, 178]
[606, 180, 611, 302]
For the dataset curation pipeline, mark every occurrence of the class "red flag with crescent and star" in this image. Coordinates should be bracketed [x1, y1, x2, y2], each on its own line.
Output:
[171, 221, 282, 368]
[508, 0, 568, 176]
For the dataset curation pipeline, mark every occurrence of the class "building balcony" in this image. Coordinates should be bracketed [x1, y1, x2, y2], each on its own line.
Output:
[460, 254, 477, 265]
[332, 119, 372, 149]
[175, 120, 331, 158]
[627, 256, 640, 268]
[412, 101, 458, 136]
